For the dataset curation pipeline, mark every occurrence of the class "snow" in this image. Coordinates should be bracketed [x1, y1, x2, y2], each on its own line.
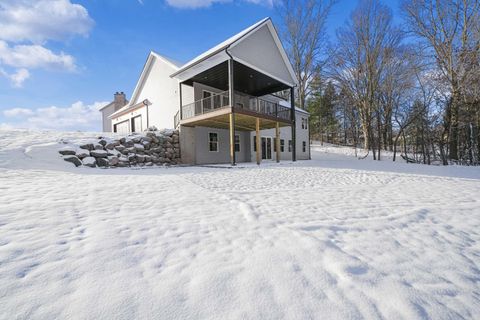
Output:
[1, 130, 480, 319]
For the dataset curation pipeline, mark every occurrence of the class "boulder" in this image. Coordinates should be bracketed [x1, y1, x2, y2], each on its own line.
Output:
[96, 157, 109, 167]
[145, 162, 153, 166]
[82, 157, 96, 167]
[75, 148, 90, 159]
[134, 143, 145, 152]
[105, 141, 120, 150]
[98, 139, 107, 146]
[64, 155, 82, 167]
[108, 156, 119, 166]
[79, 143, 94, 151]
[90, 149, 108, 158]
[58, 146, 76, 156]
[94, 144, 104, 150]
[114, 145, 125, 152]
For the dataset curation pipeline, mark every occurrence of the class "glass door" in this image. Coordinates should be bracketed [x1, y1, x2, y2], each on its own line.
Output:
[261, 137, 273, 160]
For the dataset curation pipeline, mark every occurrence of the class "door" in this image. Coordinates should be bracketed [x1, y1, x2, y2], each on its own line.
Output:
[114, 120, 129, 134]
[261, 137, 273, 160]
[131, 115, 142, 133]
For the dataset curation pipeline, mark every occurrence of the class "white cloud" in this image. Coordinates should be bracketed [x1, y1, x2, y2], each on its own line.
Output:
[3, 107, 34, 117]
[0, 0, 94, 43]
[0, 101, 109, 131]
[0, 0, 92, 87]
[0, 41, 76, 71]
[0, 68, 31, 87]
[165, 0, 273, 8]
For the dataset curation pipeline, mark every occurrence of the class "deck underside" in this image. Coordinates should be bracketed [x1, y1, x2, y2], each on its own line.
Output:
[179, 107, 291, 131]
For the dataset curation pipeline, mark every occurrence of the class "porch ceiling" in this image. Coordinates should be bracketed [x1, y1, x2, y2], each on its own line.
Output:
[182, 61, 290, 97]
[181, 112, 291, 131]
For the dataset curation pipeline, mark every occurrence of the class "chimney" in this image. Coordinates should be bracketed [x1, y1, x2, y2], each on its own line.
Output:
[114, 91, 126, 110]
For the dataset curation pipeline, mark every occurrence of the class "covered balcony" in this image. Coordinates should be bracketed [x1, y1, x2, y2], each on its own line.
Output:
[170, 18, 299, 165]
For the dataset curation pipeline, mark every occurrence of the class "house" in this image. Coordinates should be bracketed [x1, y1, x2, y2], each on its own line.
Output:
[99, 92, 128, 132]
[103, 17, 310, 165]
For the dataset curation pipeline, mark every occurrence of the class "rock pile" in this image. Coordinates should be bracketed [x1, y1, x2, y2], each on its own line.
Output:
[59, 128, 181, 168]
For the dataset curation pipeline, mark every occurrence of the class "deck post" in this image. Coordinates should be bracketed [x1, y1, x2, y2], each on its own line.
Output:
[229, 113, 236, 166]
[290, 87, 296, 162]
[228, 59, 236, 166]
[276, 122, 280, 163]
[256, 117, 261, 165]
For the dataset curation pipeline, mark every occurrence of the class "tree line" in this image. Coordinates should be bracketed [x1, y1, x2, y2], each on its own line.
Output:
[278, 0, 480, 165]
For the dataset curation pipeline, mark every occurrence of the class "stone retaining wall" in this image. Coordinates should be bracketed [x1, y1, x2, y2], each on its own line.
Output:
[59, 128, 180, 168]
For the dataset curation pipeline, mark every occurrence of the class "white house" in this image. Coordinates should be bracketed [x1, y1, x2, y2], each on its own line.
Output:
[101, 17, 310, 165]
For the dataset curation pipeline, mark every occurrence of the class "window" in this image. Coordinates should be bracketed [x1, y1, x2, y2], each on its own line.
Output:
[236, 102, 244, 108]
[274, 138, 277, 152]
[303, 141, 306, 152]
[301, 118, 308, 130]
[253, 136, 257, 151]
[280, 139, 285, 152]
[235, 135, 240, 152]
[209, 132, 218, 152]
[288, 140, 292, 152]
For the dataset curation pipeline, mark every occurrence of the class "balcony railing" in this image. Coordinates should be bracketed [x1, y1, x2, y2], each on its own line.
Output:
[182, 91, 230, 120]
[180, 90, 292, 122]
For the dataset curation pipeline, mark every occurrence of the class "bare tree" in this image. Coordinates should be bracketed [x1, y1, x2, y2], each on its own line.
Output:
[402, 0, 480, 162]
[277, 0, 335, 110]
[329, 0, 402, 158]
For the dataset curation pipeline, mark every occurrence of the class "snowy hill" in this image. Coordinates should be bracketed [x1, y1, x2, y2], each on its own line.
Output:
[1, 129, 479, 319]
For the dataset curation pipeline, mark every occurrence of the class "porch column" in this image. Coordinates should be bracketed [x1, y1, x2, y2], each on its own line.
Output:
[228, 59, 236, 166]
[290, 87, 296, 162]
[276, 122, 280, 163]
[256, 118, 261, 165]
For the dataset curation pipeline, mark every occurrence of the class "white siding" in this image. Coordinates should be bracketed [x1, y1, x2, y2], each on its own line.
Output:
[230, 24, 295, 86]
[131, 56, 181, 129]
[101, 103, 115, 132]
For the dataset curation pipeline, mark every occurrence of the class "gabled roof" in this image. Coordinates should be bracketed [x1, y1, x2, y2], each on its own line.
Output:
[129, 51, 181, 106]
[109, 51, 180, 118]
[170, 18, 298, 87]
[99, 101, 115, 112]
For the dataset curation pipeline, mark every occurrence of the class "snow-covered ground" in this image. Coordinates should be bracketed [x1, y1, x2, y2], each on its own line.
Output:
[1, 130, 479, 319]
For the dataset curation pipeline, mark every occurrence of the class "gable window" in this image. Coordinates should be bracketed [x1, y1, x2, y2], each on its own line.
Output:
[304, 118, 308, 129]
[235, 135, 240, 152]
[288, 140, 292, 152]
[301, 118, 304, 129]
[303, 141, 306, 152]
[209, 132, 218, 152]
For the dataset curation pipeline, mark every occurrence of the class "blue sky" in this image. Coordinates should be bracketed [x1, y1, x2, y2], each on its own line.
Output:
[0, 0, 401, 131]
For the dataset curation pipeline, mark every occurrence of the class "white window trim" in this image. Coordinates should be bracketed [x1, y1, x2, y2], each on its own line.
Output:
[208, 132, 219, 152]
